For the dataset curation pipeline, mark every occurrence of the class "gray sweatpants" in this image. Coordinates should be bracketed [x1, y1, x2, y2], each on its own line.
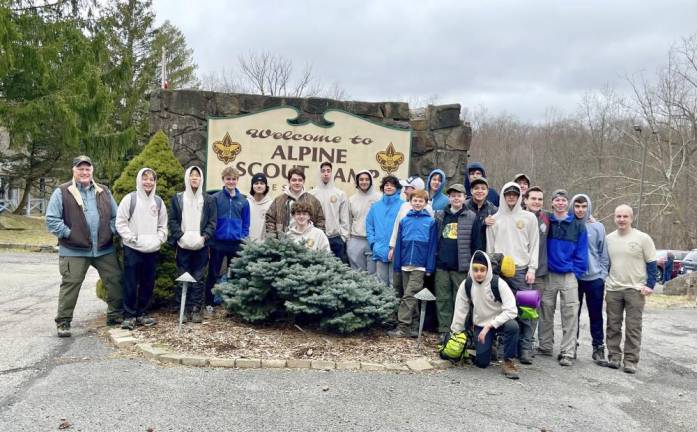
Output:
[539, 272, 579, 358]
[347, 236, 376, 274]
[375, 261, 393, 288]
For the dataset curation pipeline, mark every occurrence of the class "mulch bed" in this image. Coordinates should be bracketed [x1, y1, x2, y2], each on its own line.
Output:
[132, 308, 441, 363]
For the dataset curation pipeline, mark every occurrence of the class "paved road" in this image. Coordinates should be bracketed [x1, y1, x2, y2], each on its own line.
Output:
[0, 252, 695, 431]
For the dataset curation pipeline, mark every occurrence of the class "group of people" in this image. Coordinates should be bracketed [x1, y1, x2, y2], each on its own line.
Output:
[46, 156, 657, 382]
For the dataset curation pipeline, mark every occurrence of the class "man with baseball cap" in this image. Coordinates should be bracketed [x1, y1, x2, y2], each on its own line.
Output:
[46, 155, 123, 337]
[464, 177, 497, 253]
[538, 189, 588, 366]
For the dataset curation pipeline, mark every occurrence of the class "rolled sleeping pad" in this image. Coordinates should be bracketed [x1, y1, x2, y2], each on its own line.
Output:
[516, 289, 541, 308]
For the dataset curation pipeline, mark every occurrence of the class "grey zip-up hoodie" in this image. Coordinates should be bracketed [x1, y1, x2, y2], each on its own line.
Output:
[569, 194, 609, 281]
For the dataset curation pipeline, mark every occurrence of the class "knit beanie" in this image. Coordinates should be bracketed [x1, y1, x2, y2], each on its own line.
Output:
[471, 251, 488, 268]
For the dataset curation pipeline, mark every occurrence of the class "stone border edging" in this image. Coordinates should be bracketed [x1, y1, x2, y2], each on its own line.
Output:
[108, 328, 452, 372]
[0, 242, 57, 253]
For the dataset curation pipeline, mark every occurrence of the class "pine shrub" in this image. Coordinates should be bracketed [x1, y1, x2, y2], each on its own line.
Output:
[213, 236, 398, 334]
[108, 130, 184, 305]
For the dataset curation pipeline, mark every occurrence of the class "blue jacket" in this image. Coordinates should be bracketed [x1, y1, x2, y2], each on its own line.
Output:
[548, 212, 589, 278]
[393, 209, 439, 274]
[568, 194, 609, 281]
[464, 161, 500, 207]
[212, 187, 250, 243]
[366, 192, 404, 263]
[427, 169, 449, 211]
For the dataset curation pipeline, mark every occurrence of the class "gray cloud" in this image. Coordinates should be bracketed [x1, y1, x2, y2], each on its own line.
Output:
[153, 0, 697, 122]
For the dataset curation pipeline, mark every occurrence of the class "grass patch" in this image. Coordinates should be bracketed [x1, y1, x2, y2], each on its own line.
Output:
[0, 213, 56, 245]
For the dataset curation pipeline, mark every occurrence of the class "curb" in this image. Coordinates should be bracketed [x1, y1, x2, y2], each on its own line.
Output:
[0, 242, 57, 253]
[108, 329, 447, 373]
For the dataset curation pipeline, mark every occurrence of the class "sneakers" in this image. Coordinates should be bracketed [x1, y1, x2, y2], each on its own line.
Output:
[386, 328, 409, 338]
[191, 307, 203, 323]
[136, 316, 157, 327]
[559, 356, 574, 367]
[121, 318, 136, 330]
[607, 359, 621, 369]
[592, 345, 608, 366]
[106, 317, 123, 327]
[502, 359, 520, 380]
[519, 350, 533, 365]
[536, 347, 553, 357]
[56, 322, 71, 338]
[623, 363, 637, 374]
[205, 305, 214, 316]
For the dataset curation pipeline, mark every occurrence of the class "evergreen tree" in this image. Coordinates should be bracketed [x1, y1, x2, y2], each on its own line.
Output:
[110, 130, 184, 304]
[151, 20, 198, 89]
[0, 4, 111, 213]
[214, 237, 398, 334]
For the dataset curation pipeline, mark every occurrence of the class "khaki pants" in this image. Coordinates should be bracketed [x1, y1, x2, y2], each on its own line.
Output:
[56, 254, 123, 325]
[397, 270, 425, 328]
[434, 269, 466, 333]
[605, 289, 645, 366]
[539, 272, 579, 357]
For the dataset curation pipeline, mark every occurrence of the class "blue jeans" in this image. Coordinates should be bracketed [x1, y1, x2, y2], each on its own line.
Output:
[122, 246, 158, 318]
[474, 320, 519, 368]
[328, 236, 348, 264]
[175, 246, 209, 312]
[206, 241, 241, 305]
[577, 278, 605, 347]
[508, 268, 535, 356]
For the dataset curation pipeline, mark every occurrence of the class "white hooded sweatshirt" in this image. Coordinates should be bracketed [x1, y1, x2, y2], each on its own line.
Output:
[116, 168, 168, 253]
[450, 252, 518, 331]
[247, 193, 273, 241]
[348, 170, 381, 238]
[310, 169, 349, 241]
[486, 182, 539, 272]
[287, 220, 331, 252]
[178, 166, 206, 250]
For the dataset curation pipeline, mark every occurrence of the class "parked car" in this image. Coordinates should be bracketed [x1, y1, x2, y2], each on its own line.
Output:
[681, 249, 697, 275]
[656, 250, 689, 282]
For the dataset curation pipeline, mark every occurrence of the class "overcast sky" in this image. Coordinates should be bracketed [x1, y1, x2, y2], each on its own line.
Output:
[152, 0, 697, 122]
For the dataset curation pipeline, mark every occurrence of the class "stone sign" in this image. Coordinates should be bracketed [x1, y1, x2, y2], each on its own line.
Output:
[206, 107, 411, 195]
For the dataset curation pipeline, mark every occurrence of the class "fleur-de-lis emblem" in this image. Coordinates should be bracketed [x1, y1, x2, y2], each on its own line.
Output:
[213, 132, 242, 164]
[375, 143, 405, 174]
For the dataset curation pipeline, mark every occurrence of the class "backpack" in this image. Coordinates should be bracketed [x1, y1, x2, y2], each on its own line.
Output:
[463, 274, 502, 332]
[127, 191, 163, 220]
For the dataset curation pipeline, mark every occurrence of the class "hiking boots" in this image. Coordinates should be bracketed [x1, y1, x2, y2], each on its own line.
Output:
[623, 363, 637, 374]
[536, 347, 553, 357]
[502, 359, 520, 380]
[607, 359, 621, 369]
[592, 345, 608, 366]
[57, 322, 71, 338]
[519, 350, 533, 365]
[121, 318, 136, 331]
[136, 316, 157, 327]
[106, 317, 123, 327]
[386, 327, 409, 338]
[558, 356, 574, 367]
[191, 307, 203, 323]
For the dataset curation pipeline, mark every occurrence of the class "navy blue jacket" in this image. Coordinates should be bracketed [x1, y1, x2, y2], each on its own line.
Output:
[393, 209, 439, 274]
[547, 213, 589, 278]
[212, 188, 250, 244]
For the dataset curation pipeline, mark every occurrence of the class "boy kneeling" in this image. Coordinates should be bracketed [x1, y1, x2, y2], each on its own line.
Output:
[451, 250, 521, 379]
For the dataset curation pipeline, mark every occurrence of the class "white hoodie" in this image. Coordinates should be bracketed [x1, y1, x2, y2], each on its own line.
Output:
[486, 182, 539, 272]
[247, 193, 273, 241]
[178, 166, 206, 250]
[348, 170, 381, 237]
[450, 252, 518, 331]
[116, 168, 168, 253]
[310, 169, 349, 241]
[287, 220, 331, 252]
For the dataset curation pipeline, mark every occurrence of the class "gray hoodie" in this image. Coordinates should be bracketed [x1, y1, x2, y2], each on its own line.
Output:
[568, 194, 609, 281]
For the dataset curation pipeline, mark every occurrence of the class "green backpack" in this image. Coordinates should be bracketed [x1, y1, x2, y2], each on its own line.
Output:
[438, 332, 469, 362]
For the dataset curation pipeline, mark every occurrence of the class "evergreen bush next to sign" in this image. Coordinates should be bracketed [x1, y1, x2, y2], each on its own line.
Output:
[213, 236, 398, 334]
[108, 130, 184, 305]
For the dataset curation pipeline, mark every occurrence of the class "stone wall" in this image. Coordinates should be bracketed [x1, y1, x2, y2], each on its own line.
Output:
[149, 90, 471, 185]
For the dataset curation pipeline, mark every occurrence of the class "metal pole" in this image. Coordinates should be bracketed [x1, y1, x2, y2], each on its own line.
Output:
[635, 126, 647, 229]
[178, 282, 188, 335]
